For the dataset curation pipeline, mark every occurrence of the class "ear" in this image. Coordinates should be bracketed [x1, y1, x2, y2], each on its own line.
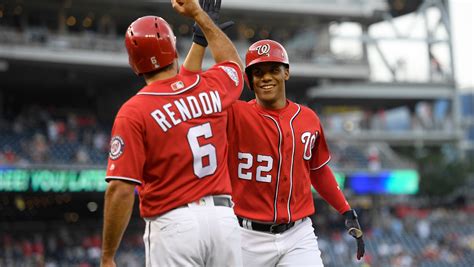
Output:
[284, 66, 290, 81]
[173, 60, 179, 73]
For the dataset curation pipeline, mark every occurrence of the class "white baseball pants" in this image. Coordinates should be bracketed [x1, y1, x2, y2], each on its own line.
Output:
[143, 195, 242, 267]
[240, 218, 324, 266]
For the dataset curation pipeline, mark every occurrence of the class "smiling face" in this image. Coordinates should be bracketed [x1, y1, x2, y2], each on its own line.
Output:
[250, 62, 290, 110]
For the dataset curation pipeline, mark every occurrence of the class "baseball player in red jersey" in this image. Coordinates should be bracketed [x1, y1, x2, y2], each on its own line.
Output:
[182, 38, 365, 266]
[100, 0, 244, 266]
[227, 40, 365, 266]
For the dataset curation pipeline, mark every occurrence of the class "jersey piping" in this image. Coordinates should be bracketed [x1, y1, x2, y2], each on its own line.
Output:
[263, 114, 282, 223]
[105, 176, 142, 185]
[136, 75, 201, 96]
[287, 104, 301, 223]
[310, 156, 332, 171]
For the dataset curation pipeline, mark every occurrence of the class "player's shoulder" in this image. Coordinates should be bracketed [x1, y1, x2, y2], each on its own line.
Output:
[294, 102, 321, 120]
[230, 99, 254, 111]
[209, 60, 241, 71]
[297, 103, 316, 114]
[204, 61, 242, 84]
[227, 99, 246, 111]
[116, 95, 143, 119]
[236, 99, 251, 106]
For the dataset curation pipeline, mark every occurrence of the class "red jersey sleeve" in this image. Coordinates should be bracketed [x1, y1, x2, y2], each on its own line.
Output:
[310, 121, 331, 170]
[105, 104, 146, 185]
[201, 61, 243, 108]
[310, 165, 351, 214]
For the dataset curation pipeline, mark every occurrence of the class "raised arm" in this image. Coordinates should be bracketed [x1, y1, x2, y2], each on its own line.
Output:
[183, 0, 233, 72]
[172, 0, 243, 70]
[183, 39, 206, 72]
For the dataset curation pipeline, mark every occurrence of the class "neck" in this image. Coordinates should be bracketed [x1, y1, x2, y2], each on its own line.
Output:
[256, 98, 287, 110]
[144, 62, 178, 85]
[145, 71, 176, 85]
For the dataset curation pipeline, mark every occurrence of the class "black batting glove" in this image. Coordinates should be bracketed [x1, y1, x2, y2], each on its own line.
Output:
[343, 209, 365, 260]
[193, 0, 234, 47]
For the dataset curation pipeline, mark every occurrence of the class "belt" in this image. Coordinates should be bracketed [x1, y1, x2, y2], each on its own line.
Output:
[186, 195, 233, 208]
[209, 196, 232, 207]
[238, 217, 303, 234]
[147, 196, 233, 220]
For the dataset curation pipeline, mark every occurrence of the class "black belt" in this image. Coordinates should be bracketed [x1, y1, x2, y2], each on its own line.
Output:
[238, 217, 299, 234]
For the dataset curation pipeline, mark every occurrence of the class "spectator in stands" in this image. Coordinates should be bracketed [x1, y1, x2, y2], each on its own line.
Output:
[390, 215, 404, 236]
[391, 250, 414, 267]
[92, 130, 108, 152]
[74, 147, 91, 164]
[0, 145, 18, 165]
[416, 218, 431, 239]
[29, 133, 50, 163]
[367, 144, 381, 172]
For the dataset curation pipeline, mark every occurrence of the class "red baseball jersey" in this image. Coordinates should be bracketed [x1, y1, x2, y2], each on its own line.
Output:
[227, 99, 331, 224]
[106, 61, 243, 218]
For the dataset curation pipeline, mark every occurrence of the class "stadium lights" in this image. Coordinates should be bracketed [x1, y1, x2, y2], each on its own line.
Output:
[66, 16, 77, 27]
[83, 17, 93, 28]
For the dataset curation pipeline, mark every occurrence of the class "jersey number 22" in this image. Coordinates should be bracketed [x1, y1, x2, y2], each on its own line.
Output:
[238, 152, 273, 183]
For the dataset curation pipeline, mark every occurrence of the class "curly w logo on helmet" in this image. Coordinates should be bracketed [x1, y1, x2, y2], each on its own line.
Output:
[254, 44, 271, 55]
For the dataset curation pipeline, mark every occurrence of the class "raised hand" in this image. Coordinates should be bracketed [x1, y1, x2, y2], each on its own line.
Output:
[171, 0, 202, 18]
[193, 0, 234, 47]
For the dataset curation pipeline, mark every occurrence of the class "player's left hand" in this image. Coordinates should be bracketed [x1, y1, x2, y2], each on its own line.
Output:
[343, 209, 365, 260]
[193, 0, 234, 47]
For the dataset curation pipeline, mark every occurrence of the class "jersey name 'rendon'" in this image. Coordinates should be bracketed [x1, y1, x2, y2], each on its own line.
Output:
[151, 90, 222, 132]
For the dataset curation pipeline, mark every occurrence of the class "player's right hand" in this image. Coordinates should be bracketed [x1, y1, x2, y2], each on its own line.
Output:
[171, 0, 203, 18]
[343, 209, 365, 260]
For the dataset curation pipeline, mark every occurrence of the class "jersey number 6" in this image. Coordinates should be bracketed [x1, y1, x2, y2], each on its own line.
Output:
[187, 123, 217, 179]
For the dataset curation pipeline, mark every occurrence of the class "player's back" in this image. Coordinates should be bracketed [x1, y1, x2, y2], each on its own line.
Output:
[106, 62, 243, 218]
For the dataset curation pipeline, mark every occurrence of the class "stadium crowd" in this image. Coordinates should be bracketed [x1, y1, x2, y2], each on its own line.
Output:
[0, 106, 109, 167]
[317, 204, 474, 267]
[0, 221, 144, 267]
[1, 205, 473, 267]
[0, 106, 418, 170]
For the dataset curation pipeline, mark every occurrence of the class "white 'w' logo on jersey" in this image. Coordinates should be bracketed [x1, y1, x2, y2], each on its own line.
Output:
[301, 131, 317, 160]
